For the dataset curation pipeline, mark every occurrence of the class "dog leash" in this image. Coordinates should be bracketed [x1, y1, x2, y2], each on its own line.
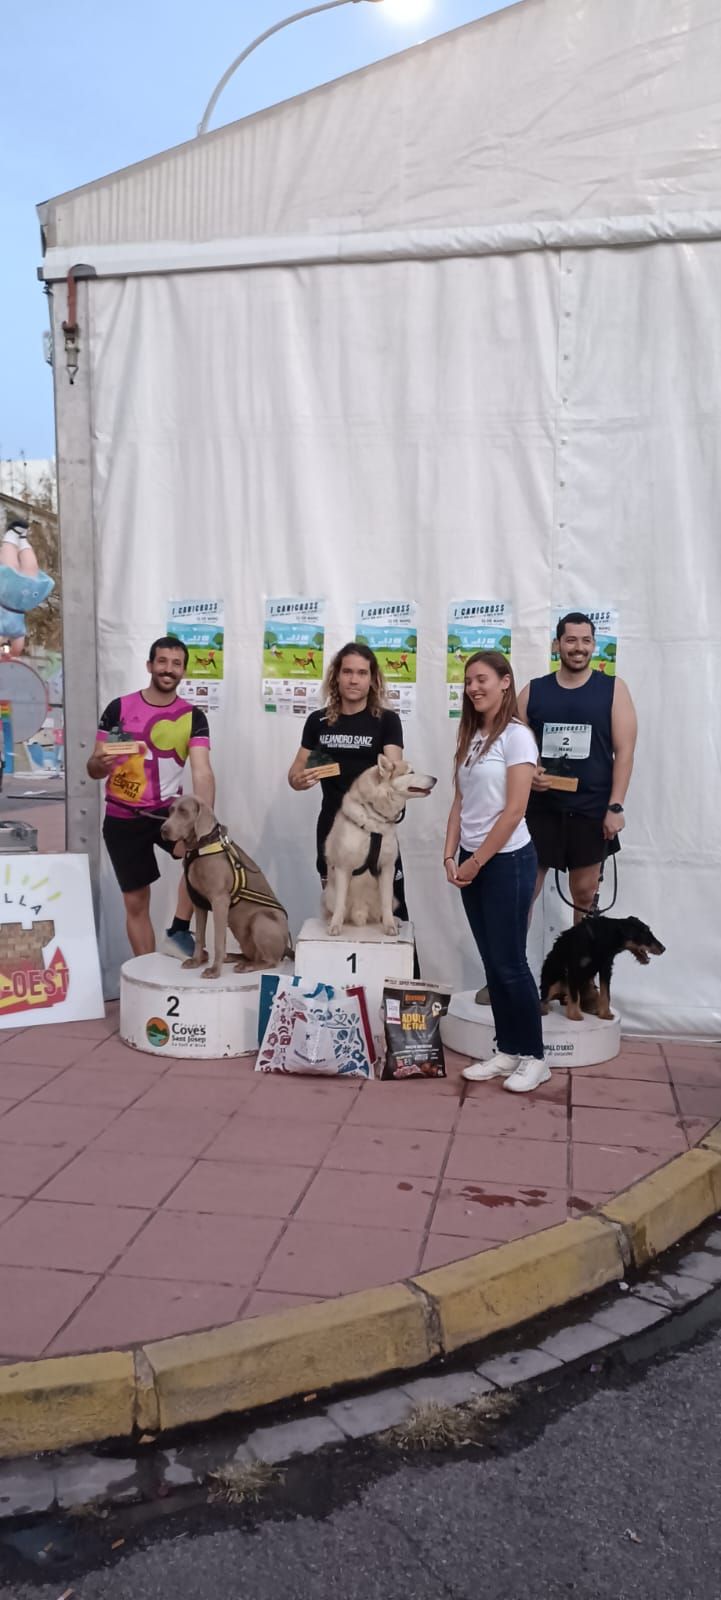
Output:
[553, 848, 618, 919]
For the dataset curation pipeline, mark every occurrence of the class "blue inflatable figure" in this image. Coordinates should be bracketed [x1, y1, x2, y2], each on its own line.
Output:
[0, 519, 54, 657]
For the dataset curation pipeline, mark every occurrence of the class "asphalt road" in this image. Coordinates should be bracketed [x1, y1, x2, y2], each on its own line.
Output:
[3, 1318, 721, 1600]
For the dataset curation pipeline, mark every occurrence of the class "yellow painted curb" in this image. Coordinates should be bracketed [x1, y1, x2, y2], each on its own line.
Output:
[3, 1127, 721, 1458]
[414, 1215, 624, 1353]
[601, 1145, 721, 1268]
[142, 1283, 438, 1433]
[0, 1351, 135, 1461]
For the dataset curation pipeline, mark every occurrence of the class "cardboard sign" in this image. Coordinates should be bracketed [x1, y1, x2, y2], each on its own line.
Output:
[0, 853, 104, 1028]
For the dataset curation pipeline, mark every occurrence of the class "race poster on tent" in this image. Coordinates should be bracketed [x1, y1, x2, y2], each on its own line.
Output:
[355, 600, 417, 718]
[551, 606, 618, 677]
[167, 598, 224, 711]
[446, 600, 513, 718]
[262, 596, 326, 716]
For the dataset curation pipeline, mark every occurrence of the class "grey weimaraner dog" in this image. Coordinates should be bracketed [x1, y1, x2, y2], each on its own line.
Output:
[161, 796, 290, 980]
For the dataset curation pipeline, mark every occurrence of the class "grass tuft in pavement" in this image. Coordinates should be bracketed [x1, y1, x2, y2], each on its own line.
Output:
[207, 1461, 283, 1505]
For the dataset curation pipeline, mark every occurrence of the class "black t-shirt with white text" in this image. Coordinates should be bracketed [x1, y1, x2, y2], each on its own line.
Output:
[301, 706, 404, 832]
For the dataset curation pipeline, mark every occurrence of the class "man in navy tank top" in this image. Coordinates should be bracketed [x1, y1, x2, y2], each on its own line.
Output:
[517, 613, 637, 920]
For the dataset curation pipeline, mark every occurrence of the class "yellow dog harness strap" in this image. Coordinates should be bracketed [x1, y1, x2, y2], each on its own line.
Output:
[184, 827, 285, 915]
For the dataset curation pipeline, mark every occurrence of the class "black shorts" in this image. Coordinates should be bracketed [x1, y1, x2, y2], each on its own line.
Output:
[103, 811, 177, 895]
[526, 809, 620, 872]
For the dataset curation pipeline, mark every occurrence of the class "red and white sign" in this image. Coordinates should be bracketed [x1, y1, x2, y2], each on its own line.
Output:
[0, 853, 104, 1027]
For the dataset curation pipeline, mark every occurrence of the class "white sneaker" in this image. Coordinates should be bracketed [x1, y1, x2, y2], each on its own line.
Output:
[462, 1052, 519, 1083]
[504, 1057, 551, 1094]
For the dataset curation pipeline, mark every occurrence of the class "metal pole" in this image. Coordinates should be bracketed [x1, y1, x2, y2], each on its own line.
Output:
[49, 277, 102, 918]
[198, 0, 383, 136]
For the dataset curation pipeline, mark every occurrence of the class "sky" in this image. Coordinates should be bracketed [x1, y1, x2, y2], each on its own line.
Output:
[1, 0, 516, 460]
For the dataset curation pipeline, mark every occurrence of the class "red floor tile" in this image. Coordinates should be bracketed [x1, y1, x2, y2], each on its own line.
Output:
[345, 1088, 460, 1132]
[322, 1124, 451, 1178]
[0, 1102, 120, 1149]
[0, 1197, 21, 1226]
[0, 1097, 18, 1116]
[619, 1040, 664, 1056]
[667, 1056, 721, 1087]
[0, 1199, 149, 1273]
[571, 1075, 677, 1115]
[163, 1056, 259, 1080]
[458, 1092, 567, 1143]
[446, 1133, 568, 1189]
[257, 1220, 424, 1298]
[431, 1180, 567, 1242]
[674, 1083, 721, 1119]
[0, 1142, 79, 1199]
[91, 1107, 227, 1158]
[111, 1210, 283, 1285]
[245, 1077, 362, 1124]
[72, 1038, 168, 1073]
[37, 1149, 195, 1209]
[419, 1233, 497, 1272]
[577, 1053, 670, 1083]
[47, 1275, 243, 1356]
[0, 1033, 97, 1068]
[571, 1106, 687, 1153]
[40, 1017, 118, 1041]
[682, 1116, 718, 1147]
[163, 1159, 313, 1219]
[567, 1190, 613, 1218]
[570, 1143, 670, 1193]
[0, 1064, 69, 1100]
[242, 1289, 325, 1319]
[131, 1075, 256, 1114]
[203, 1114, 339, 1168]
[295, 1168, 435, 1232]
[0, 1264, 97, 1359]
[29, 1067, 159, 1109]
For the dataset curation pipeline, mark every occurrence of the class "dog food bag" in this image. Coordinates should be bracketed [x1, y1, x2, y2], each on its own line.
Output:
[382, 980, 452, 1080]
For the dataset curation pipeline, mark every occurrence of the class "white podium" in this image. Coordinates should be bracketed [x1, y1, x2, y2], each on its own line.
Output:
[294, 918, 415, 1040]
[120, 953, 292, 1060]
[441, 991, 621, 1069]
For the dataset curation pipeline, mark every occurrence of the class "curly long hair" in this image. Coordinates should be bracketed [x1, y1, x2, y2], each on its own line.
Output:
[454, 650, 519, 771]
[324, 642, 388, 725]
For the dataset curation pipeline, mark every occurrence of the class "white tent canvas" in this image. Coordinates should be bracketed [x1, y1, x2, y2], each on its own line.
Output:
[40, 0, 721, 1035]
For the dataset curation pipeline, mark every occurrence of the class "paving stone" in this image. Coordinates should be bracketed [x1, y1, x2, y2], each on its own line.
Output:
[55, 1455, 139, 1508]
[590, 1296, 668, 1338]
[245, 1414, 346, 1463]
[701, 1228, 721, 1254]
[230, 1445, 255, 1466]
[675, 1250, 721, 1285]
[634, 1274, 711, 1310]
[0, 1463, 56, 1517]
[475, 1348, 563, 1388]
[537, 1321, 617, 1364]
[327, 1387, 415, 1439]
[159, 1449, 197, 1488]
[401, 1370, 496, 1407]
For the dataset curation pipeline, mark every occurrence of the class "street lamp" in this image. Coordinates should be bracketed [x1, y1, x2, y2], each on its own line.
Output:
[198, 0, 385, 137]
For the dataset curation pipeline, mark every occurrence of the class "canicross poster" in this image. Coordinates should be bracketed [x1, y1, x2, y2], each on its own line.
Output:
[167, 598, 224, 711]
[263, 597, 326, 716]
[551, 606, 618, 676]
[446, 600, 512, 718]
[355, 600, 417, 718]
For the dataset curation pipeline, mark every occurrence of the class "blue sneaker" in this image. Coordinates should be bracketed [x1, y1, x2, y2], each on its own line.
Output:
[163, 927, 195, 961]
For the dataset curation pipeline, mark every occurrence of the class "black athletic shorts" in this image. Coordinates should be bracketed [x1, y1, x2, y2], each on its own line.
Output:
[102, 810, 177, 894]
[526, 809, 621, 872]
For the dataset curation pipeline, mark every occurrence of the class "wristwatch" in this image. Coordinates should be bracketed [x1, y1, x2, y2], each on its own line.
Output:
[607, 803, 624, 814]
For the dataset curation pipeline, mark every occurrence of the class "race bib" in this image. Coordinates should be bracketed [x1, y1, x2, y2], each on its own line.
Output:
[541, 722, 592, 762]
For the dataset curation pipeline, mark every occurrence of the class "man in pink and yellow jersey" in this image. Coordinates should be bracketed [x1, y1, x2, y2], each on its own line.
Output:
[87, 636, 215, 958]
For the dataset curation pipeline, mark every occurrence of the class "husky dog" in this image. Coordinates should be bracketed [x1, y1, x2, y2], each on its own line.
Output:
[324, 756, 436, 938]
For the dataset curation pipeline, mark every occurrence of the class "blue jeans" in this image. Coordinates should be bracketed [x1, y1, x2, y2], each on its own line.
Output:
[459, 840, 544, 1060]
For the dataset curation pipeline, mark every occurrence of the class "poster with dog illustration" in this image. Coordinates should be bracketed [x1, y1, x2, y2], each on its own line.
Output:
[550, 606, 618, 675]
[263, 596, 326, 715]
[446, 599, 512, 718]
[167, 598, 224, 710]
[355, 599, 417, 718]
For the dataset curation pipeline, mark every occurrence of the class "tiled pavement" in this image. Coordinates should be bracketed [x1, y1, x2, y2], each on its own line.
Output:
[0, 1012, 719, 1361]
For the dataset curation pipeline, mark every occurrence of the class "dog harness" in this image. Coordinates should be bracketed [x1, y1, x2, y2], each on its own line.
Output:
[345, 804, 406, 880]
[184, 825, 286, 917]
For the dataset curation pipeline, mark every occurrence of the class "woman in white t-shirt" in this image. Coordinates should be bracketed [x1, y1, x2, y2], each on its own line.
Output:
[443, 651, 548, 1093]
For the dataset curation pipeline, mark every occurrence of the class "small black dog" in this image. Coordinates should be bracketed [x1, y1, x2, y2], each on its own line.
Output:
[541, 915, 665, 1022]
